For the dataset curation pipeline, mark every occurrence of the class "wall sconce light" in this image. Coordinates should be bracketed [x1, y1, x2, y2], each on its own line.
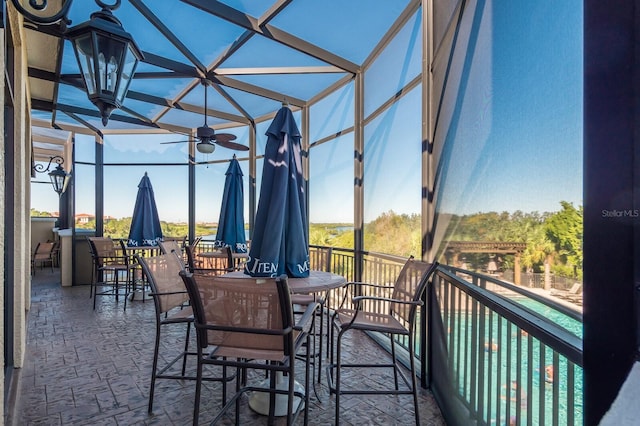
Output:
[33, 156, 71, 195]
[9, 0, 143, 126]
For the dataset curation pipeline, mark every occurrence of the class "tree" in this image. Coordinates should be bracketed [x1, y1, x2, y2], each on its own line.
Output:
[30, 208, 54, 217]
[364, 211, 421, 258]
[544, 201, 583, 278]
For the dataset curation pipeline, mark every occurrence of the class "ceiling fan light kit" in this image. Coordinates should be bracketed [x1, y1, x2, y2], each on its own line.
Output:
[196, 142, 215, 154]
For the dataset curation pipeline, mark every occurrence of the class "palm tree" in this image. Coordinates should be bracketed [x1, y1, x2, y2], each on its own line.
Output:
[521, 226, 555, 290]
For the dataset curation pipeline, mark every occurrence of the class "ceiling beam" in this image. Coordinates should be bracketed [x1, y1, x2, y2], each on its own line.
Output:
[55, 103, 161, 128]
[32, 99, 162, 130]
[28, 67, 59, 83]
[126, 90, 175, 108]
[133, 72, 196, 79]
[130, 0, 208, 76]
[362, 0, 421, 69]
[32, 118, 91, 135]
[308, 73, 354, 105]
[64, 112, 104, 138]
[173, 100, 249, 124]
[139, 51, 201, 77]
[209, 82, 254, 122]
[211, 74, 305, 107]
[215, 66, 345, 75]
[33, 149, 65, 161]
[181, 0, 359, 74]
[260, 23, 359, 73]
[208, 30, 255, 71]
[258, 0, 293, 25]
[205, 0, 291, 70]
[32, 68, 251, 126]
[32, 135, 67, 145]
[49, 21, 67, 128]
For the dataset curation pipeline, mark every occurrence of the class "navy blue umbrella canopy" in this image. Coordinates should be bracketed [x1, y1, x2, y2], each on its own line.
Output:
[245, 106, 310, 278]
[128, 172, 163, 247]
[215, 155, 247, 253]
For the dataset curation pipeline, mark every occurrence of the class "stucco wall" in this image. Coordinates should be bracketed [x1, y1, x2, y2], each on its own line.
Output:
[11, 8, 29, 371]
[0, 23, 6, 420]
[30, 217, 57, 255]
[2, 10, 32, 422]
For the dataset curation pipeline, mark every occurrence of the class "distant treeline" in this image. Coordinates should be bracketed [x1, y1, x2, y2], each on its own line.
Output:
[33, 200, 583, 279]
[309, 201, 583, 279]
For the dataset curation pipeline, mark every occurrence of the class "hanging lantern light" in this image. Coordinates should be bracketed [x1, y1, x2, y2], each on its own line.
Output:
[66, 0, 143, 126]
[33, 156, 71, 195]
[49, 163, 70, 195]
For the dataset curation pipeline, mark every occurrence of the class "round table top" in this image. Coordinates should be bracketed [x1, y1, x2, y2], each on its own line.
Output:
[198, 251, 249, 259]
[222, 270, 346, 294]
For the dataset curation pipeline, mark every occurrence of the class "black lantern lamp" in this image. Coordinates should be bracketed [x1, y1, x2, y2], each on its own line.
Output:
[33, 156, 71, 195]
[9, 0, 142, 125]
[66, 0, 143, 126]
[49, 163, 70, 195]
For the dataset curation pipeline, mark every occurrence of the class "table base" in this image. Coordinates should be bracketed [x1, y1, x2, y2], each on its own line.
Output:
[248, 372, 304, 417]
[129, 290, 151, 301]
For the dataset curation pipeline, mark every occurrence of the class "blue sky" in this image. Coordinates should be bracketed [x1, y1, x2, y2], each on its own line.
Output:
[433, 0, 582, 217]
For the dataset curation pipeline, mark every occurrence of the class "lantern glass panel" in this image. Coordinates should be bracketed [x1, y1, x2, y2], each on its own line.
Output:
[95, 34, 125, 96]
[73, 34, 97, 95]
[117, 46, 138, 103]
[49, 172, 64, 194]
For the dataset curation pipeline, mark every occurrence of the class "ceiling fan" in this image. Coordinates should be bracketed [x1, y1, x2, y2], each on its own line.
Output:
[161, 81, 249, 154]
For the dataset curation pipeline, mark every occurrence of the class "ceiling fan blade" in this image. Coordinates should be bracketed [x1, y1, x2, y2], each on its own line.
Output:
[160, 140, 193, 144]
[214, 133, 237, 142]
[215, 139, 249, 151]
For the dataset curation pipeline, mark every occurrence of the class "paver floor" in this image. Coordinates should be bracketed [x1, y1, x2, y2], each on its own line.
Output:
[7, 268, 446, 425]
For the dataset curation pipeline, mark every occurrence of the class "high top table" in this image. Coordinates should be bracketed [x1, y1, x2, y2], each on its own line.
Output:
[221, 269, 346, 294]
[221, 269, 346, 416]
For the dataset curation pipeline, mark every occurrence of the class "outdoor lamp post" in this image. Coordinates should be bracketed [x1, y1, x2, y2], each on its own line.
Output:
[9, 0, 143, 126]
[66, 0, 144, 126]
[33, 156, 71, 196]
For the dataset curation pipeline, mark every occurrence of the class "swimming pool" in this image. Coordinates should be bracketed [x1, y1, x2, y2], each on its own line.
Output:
[442, 295, 583, 425]
[492, 297, 583, 425]
[517, 297, 582, 338]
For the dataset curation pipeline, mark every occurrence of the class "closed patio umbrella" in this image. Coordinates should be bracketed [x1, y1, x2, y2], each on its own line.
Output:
[128, 172, 163, 247]
[245, 106, 309, 278]
[215, 155, 247, 253]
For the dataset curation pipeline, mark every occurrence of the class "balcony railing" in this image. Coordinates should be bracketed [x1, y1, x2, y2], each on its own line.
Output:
[310, 245, 584, 426]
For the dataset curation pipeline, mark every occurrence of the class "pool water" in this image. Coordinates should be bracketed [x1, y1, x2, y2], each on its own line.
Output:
[445, 296, 583, 425]
[517, 298, 582, 338]
[492, 297, 583, 425]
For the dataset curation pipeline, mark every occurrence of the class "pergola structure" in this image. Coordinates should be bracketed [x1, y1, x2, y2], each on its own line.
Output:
[1, 1, 639, 425]
[444, 241, 527, 285]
